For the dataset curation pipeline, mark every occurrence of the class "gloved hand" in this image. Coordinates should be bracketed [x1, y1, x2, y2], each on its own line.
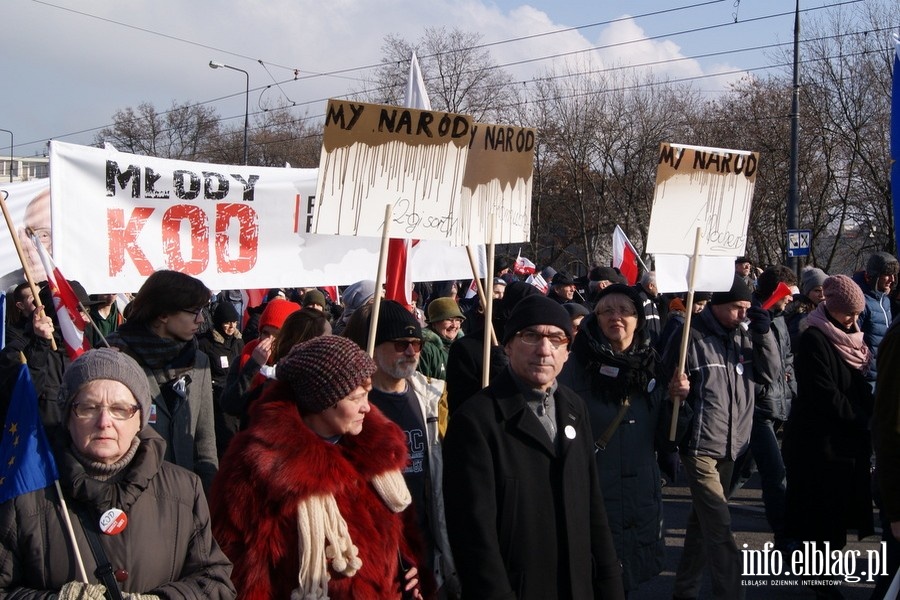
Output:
[746, 306, 771, 335]
[122, 594, 162, 600]
[57, 581, 107, 600]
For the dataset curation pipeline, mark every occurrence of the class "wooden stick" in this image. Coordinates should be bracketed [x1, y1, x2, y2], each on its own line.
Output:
[669, 227, 702, 442]
[367, 204, 393, 357]
[482, 215, 496, 388]
[55, 481, 89, 582]
[0, 191, 57, 351]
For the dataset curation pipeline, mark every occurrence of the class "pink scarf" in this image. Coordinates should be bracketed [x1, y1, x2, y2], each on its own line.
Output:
[805, 303, 869, 373]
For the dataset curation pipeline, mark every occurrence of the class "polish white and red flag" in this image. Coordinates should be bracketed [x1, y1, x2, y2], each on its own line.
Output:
[612, 225, 640, 285]
[31, 235, 91, 360]
[385, 52, 431, 310]
[526, 273, 548, 294]
[513, 250, 536, 276]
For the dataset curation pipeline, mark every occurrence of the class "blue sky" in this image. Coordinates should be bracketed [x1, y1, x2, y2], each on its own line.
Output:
[1, 0, 881, 158]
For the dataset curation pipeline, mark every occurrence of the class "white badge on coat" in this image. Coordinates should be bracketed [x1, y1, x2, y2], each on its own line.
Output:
[564, 425, 577, 440]
[599, 364, 619, 378]
[736, 363, 745, 376]
[219, 355, 229, 369]
[99, 508, 128, 535]
[647, 378, 656, 393]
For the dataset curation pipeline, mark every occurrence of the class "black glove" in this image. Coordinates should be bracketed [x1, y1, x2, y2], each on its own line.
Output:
[746, 306, 771, 335]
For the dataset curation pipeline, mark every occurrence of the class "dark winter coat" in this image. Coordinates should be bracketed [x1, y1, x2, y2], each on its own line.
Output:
[442, 367, 625, 600]
[0, 428, 235, 598]
[558, 314, 666, 592]
[445, 328, 508, 415]
[197, 328, 244, 457]
[753, 307, 796, 422]
[783, 326, 875, 547]
[106, 331, 218, 494]
[210, 384, 421, 600]
[874, 320, 900, 522]
[662, 306, 778, 460]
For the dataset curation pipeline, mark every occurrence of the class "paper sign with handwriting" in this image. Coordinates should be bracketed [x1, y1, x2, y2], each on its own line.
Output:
[645, 143, 758, 256]
[313, 99, 473, 242]
[456, 123, 535, 245]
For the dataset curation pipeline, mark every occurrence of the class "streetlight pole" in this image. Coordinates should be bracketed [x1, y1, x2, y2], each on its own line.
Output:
[786, 0, 801, 274]
[0, 128, 13, 182]
[209, 61, 249, 165]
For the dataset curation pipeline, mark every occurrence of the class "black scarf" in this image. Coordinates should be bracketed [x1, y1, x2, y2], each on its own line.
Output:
[572, 313, 658, 403]
[107, 321, 197, 381]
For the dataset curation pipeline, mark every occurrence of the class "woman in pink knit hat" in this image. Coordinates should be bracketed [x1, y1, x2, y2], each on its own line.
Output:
[782, 274, 874, 583]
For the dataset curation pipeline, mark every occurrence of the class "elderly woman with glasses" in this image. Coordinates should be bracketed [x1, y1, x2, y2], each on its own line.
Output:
[558, 284, 674, 594]
[0, 348, 235, 599]
[106, 270, 218, 493]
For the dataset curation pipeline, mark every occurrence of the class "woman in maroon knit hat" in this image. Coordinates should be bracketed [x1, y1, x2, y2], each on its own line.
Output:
[783, 275, 874, 570]
[210, 335, 423, 599]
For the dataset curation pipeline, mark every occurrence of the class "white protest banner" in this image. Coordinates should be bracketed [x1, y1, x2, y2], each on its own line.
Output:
[457, 123, 535, 246]
[646, 142, 759, 293]
[0, 179, 51, 291]
[313, 99, 473, 242]
[49, 141, 483, 293]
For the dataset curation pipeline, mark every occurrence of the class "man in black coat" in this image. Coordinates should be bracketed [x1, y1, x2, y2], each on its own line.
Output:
[442, 294, 625, 600]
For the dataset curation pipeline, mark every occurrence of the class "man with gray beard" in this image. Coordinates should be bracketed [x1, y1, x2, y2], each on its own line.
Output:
[364, 300, 459, 599]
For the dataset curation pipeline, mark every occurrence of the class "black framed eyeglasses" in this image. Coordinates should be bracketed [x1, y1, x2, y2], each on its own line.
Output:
[180, 307, 205, 321]
[392, 339, 423, 352]
[71, 403, 140, 420]
[515, 330, 570, 349]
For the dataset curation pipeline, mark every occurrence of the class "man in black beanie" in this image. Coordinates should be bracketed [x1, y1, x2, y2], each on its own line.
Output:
[664, 274, 778, 599]
[358, 300, 459, 598]
[443, 294, 625, 599]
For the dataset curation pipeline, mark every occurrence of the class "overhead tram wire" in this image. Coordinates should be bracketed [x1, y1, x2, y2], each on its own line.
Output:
[26, 0, 871, 152]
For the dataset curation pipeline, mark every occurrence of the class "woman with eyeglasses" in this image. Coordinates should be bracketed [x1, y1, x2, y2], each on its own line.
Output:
[558, 283, 671, 594]
[0, 348, 236, 598]
[106, 270, 218, 494]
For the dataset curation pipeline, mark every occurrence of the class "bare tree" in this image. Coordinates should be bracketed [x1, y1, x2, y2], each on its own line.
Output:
[360, 27, 520, 123]
[94, 101, 220, 161]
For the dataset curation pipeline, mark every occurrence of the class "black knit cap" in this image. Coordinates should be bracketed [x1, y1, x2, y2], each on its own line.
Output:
[593, 283, 646, 331]
[502, 294, 573, 344]
[276, 335, 376, 414]
[376, 300, 423, 346]
[710, 275, 754, 305]
[213, 301, 240, 327]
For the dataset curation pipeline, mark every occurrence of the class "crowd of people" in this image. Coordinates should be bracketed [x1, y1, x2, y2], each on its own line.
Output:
[0, 249, 898, 599]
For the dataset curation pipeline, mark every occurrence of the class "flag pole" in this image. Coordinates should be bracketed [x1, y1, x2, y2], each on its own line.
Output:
[367, 204, 393, 357]
[0, 191, 58, 351]
[54, 480, 89, 582]
[669, 227, 702, 441]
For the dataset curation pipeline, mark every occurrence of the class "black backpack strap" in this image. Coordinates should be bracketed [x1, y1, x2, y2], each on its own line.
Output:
[73, 509, 125, 600]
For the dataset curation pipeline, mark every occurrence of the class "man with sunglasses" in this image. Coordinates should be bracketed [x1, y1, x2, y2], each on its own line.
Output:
[443, 294, 625, 600]
[365, 300, 459, 599]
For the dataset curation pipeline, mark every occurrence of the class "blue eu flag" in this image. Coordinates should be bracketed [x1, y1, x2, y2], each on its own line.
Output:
[0, 364, 59, 504]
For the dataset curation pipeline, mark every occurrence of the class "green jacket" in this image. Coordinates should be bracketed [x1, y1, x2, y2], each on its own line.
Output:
[419, 328, 461, 379]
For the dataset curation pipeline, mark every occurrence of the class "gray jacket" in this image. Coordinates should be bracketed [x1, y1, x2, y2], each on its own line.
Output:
[753, 310, 796, 422]
[663, 306, 778, 460]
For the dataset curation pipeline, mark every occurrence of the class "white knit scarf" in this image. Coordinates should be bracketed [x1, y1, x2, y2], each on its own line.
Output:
[290, 469, 411, 599]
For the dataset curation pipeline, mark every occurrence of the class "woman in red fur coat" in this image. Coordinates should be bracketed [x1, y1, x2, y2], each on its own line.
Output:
[210, 335, 423, 599]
